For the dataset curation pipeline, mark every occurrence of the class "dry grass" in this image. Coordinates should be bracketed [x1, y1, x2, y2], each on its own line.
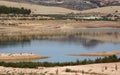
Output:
[60, 21, 120, 29]
[81, 6, 120, 14]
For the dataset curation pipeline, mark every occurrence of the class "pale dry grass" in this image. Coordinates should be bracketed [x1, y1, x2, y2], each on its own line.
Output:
[0, 20, 120, 34]
[60, 21, 120, 29]
[81, 6, 120, 14]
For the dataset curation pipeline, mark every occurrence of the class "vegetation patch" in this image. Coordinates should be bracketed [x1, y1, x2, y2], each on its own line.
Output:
[0, 55, 119, 68]
[0, 6, 31, 14]
[65, 68, 108, 75]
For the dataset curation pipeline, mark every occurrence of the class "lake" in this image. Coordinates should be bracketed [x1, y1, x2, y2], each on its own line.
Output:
[0, 29, 120, 62]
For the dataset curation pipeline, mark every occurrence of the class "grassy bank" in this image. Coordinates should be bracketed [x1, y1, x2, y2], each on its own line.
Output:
[0, 55, 119, 68]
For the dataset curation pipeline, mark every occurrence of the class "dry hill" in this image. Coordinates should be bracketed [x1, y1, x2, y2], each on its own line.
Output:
[0, 0, 120, 15]
[0, 0, 79, 14]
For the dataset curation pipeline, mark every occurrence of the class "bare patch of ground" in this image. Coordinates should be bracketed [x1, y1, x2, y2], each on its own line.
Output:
[0, 53, 48, 62]
[69, 51, 120, 56]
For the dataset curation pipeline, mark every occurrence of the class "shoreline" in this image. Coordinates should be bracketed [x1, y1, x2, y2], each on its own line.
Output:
[0, 20, 120, 42]
[69, 51, 120, 57]
[0, 53, 49, 62]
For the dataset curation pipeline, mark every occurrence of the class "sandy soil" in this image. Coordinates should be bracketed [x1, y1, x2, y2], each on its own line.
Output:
[69, 51, 120, 56]
[0, 62, 120, 75]
[0, 53, 48, 62]
[0, 20, 120, 32]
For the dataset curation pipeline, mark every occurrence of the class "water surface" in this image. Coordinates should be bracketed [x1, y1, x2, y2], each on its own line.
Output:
[0, 35, 120, 62]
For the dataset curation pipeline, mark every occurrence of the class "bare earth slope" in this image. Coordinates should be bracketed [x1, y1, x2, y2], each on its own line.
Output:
[6, 0, 120, 10]
[1, 0, 120, 14]
[0, 0, 79, 14]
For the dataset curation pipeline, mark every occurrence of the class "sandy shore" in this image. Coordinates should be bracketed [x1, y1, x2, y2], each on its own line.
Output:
[0, 20, 120, 42]
[0, 53, 48, 62]
[69, 51, 120, 56]
[0, 62, 119, 75]
[0, 20, 120, 32]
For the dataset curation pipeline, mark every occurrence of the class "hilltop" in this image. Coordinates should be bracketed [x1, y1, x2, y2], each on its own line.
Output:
[0, 0, 120, 15]
[6, 0, 120, 10]
[0, 0, 79, 14]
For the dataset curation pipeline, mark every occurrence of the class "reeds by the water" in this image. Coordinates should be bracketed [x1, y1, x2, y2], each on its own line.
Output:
[0, 29, 120, 42]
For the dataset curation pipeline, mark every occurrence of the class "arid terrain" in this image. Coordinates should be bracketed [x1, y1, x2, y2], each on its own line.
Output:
[0, 0, 120, 14]
[70, 51, 120, 56]
[0, 0, 79, 14]
[6, 0, 120, 10]
[0, 62, 120, 75]
[0, 20, 120, 42]
[0, 0, 120, 75]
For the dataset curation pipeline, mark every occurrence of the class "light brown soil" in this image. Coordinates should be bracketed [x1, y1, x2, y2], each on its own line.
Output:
[0, 20, 120, 32]
[0, 53, 48, 62]
[69, 51, 120, 56]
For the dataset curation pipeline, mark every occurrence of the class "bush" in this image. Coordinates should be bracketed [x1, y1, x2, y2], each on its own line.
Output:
[0, 6, 31, 14]
[0, 55, 119, 68]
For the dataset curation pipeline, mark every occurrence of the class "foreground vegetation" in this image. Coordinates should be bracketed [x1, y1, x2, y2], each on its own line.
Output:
[0, 13, 119, 21]
[0, 55, 119, 68]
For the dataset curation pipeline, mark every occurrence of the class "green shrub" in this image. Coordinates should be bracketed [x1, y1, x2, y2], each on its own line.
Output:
[0, 55, 119, 68]
[0, 6, 31, 14]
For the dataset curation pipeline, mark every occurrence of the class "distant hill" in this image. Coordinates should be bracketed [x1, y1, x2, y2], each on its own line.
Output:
[0, 0, 80, 14]
[0, 0, 120, 15]
[7, 0, 120, 10]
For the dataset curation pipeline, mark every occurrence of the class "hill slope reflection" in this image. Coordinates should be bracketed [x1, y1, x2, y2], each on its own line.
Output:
[0, 32, 120, 62]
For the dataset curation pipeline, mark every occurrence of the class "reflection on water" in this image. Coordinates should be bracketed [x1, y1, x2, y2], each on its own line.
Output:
[0, 58, 40, 62]
[0, 31, 120, 62]
[0, 36, 103, 49]
[0, 41, 31, 48]
[48, 36, 103, 48]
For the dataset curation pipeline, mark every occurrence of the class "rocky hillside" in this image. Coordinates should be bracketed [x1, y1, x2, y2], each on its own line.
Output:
[7, 0, 120, 10]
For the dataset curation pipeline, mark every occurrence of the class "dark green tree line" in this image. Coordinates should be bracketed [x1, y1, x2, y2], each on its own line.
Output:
[0, 6, 31, 14]
[0, 55, 119, 68]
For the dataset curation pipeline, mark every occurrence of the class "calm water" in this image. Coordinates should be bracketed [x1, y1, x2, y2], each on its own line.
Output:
[0, 35, 120, 62]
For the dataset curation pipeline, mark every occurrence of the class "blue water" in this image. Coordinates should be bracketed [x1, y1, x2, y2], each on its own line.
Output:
[0, 38, 120, 62]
